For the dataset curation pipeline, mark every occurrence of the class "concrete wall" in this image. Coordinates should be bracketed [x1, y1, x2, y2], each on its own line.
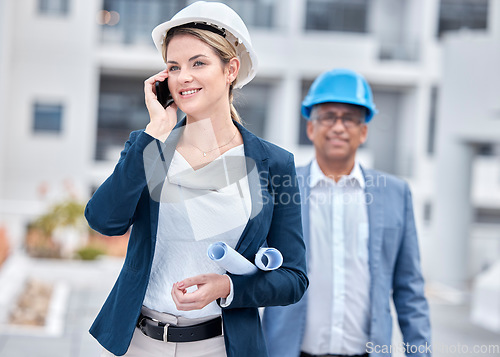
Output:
[7, 0, 99, 199]
[0, 0, 13, 204]
[432, 27, 500, 287]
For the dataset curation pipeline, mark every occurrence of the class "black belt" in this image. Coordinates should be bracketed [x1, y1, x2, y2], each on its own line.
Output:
[300, 352, 368, 357]
[137, 313, 222, 343]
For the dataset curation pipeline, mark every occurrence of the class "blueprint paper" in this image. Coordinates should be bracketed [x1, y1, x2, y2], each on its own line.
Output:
[207, 242, 258, 275]
[255, 247, 283, 271]
[207, 242, 283, 275]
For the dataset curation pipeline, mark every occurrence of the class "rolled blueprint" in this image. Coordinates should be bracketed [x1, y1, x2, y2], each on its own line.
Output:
[255, 247, 283, 271]
[208, 242, 258, 275]
[207, 242, 283, 275]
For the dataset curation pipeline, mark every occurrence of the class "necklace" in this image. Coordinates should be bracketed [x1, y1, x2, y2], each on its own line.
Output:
[188, 129, 238, 157]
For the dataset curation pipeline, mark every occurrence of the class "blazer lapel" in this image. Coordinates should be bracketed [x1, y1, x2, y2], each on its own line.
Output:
[298, 163, 312, 250]
[362, 167, 385, 283]
[232, 121, 270, 257]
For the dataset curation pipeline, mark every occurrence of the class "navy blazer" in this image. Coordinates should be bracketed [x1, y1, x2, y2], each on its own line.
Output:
[85, 119, 308, 356]
[263, 163, 431, 357]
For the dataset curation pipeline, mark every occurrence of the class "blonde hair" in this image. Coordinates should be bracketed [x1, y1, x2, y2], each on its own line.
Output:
[163, 27, 242, 123]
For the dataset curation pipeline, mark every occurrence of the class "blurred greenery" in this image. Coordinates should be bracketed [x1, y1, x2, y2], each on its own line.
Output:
[75, 245, 106, 260]
[26, 198, 88, 258]
[32, 199, 86, 237]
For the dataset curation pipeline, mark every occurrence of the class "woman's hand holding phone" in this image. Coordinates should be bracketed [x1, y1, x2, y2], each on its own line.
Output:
[144, 69, 177, 142]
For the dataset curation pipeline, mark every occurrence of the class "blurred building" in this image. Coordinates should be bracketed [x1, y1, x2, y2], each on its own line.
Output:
[0, 0, 499, 290]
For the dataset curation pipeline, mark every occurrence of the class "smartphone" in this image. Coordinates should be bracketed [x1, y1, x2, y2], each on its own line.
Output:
[155, 79, 174, 108]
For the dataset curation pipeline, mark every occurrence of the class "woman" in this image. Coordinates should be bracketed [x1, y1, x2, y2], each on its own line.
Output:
[86, 2, 307, 356]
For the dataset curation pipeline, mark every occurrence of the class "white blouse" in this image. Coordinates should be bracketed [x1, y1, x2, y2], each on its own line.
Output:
[143, 144, 251, 318]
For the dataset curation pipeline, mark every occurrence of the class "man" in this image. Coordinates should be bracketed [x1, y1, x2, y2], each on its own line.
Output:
[263, 68, 431, 357]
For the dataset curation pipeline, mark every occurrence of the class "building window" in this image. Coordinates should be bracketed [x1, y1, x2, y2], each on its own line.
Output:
[33, 103, 63, 133]
[475, 207, 500, 224]
[100, 0, 277, 46]
[305, 0, 368, 33]
[476, 143, 499, 156]
[236, 81, 272, 139]
[427, 87, 438, 155]
[38, 0, 70, 15]
[298, 79, 314, 146]
[100, 0, 187, 45]
[218, 0, 275, 28]
[375, 0, 419, 62]
[423, 202, 433, 222]
[96, 75, 151, 161]
[437, 0, 489, 38]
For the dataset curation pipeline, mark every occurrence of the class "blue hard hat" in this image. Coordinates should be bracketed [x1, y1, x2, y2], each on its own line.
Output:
[301, 68, 377, 122]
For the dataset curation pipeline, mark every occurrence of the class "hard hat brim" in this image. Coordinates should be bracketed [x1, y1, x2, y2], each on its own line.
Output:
[302, 96, 377, 123]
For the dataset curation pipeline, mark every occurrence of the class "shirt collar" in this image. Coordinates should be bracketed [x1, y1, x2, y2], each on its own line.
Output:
[350, 161, 366, 189]
[309, 159, 365, 189]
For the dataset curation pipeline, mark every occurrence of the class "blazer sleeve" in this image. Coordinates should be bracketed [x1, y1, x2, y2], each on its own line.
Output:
[85, 130, 160, 236]
[392, 183, 432, 356]
[223, 153, 309, 309]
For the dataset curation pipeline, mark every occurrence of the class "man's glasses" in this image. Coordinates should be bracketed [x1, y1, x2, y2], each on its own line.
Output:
[312, 113, 364, 128]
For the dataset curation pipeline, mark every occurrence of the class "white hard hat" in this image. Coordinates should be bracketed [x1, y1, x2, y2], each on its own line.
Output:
[152, 1, 258, 89]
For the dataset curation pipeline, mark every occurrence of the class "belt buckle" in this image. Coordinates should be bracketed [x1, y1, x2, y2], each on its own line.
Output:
[163, 323, 170, 342]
